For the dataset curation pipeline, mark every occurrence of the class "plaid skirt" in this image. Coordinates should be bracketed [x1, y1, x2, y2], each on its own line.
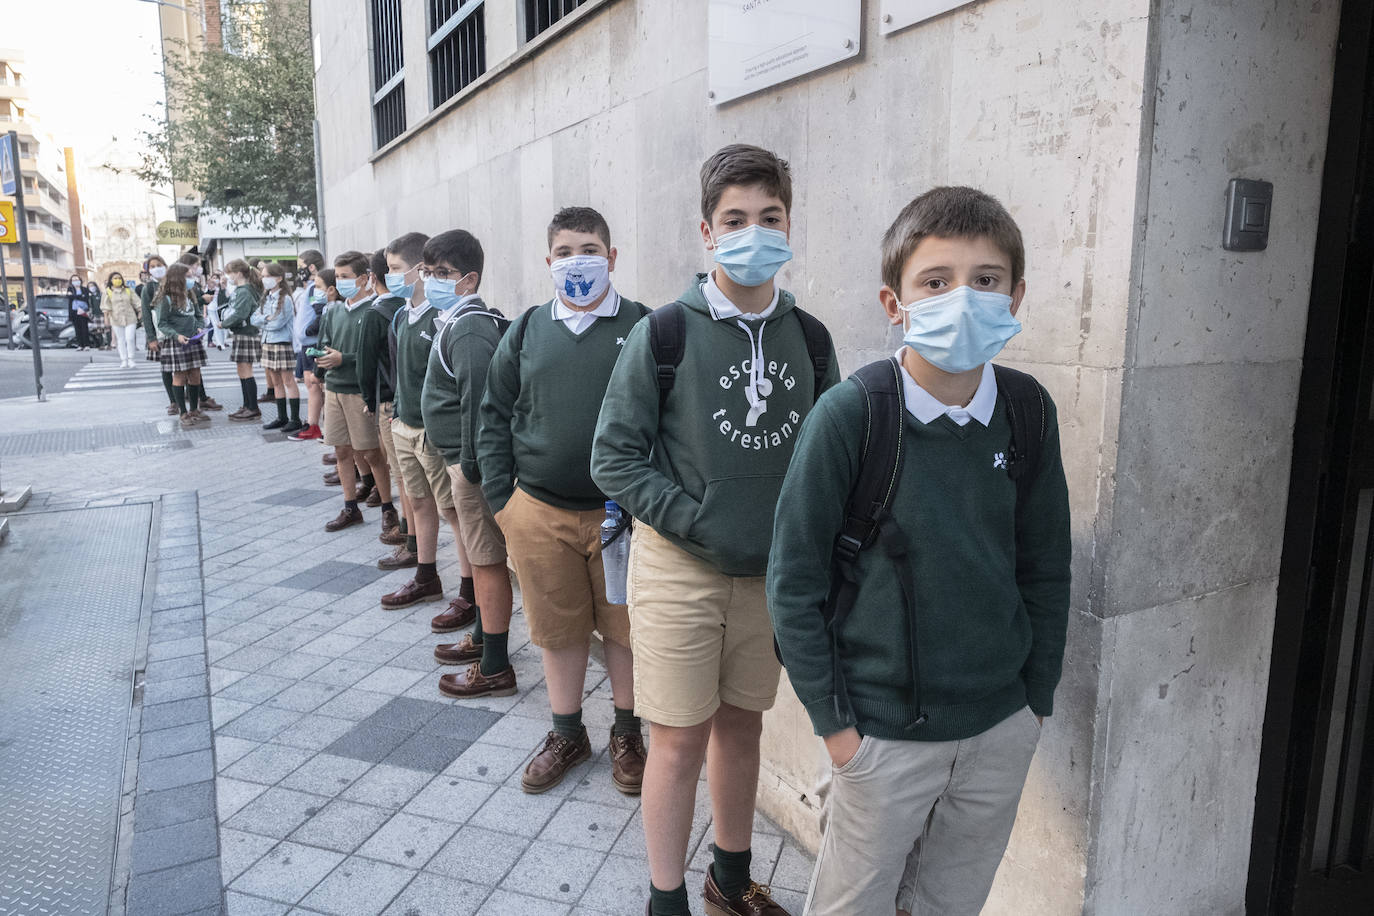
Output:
[159, 337, 207, 372]
[230, 333, 263, 364]
[89, 312, 107, 331]
[262, 341, 295, 371]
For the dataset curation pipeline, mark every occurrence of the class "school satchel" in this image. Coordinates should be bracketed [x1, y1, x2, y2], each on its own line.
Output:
[775, 356, 1049, 731]
[646, 300, 832, 409]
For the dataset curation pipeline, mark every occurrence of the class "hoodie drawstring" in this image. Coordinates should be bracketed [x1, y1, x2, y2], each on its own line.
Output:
[737, 318, 771, 427]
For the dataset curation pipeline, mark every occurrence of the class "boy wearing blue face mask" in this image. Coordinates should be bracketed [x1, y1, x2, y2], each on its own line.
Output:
[767, 187, 1071, 916]
[592, 144, 839, 916]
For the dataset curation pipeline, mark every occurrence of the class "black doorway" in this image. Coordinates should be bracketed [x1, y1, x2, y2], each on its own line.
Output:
[1248, 2, 1374, 913]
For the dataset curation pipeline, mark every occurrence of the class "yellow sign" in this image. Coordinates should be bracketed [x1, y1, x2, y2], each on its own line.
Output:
[156, 219, 199, 245]
[0, 200, 15, 245]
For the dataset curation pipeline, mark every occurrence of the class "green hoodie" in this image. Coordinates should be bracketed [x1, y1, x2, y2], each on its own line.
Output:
[591, 274, 840, 576]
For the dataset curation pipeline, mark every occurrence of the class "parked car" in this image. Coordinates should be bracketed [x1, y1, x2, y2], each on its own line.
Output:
[0, 294, 68, 346]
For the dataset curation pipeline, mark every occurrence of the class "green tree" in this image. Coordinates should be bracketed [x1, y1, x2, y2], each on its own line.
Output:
[138, 0, 317, 232]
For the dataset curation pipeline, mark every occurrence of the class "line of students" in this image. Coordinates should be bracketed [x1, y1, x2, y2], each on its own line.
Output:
[304, 143, 1071, 916]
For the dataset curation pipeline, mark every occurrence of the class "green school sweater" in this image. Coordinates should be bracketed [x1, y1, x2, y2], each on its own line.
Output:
[317, 296, 374, 394]
[155, 295, 200, 339]
[393, 302, 444, 427]
[357, 294, 406, 412]
[766, 376, 1072, 742]
[421, 298, 503, 476]
[140, 279, 161, 339]
[221, 286, 261, 334]
[590, 275, 841, 577]
[478, 297, 649, 514]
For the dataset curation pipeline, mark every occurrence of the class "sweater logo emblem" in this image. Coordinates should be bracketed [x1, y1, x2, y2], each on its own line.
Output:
[616, 337, 626, 347]
[993, 452, 1008, 470]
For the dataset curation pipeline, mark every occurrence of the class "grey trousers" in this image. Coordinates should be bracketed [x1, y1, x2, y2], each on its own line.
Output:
[804, 706, 1041, 916]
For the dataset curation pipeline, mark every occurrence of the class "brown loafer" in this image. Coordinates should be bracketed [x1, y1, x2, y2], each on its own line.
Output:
[324, 506, 363, 532]
[379, 524, 405, 546]
[324, 471, 340, 486]
[258, 390, 274, 403]
[323, 453, 337, 465]
[521, 730, 592, 794]
[377, 544, 417, 570]
[355, 482, 375, 503]
[609, 730, 646, 796]
[229, 407, 261, 422]
[431, 597, 477, 632]
[380, 507, 399, 532]
[434, 632, 482, 665]
[381, 576, 443, 610]
[166, 403, 179, 416]
[438, 663, 517, 699]
[703, 865, 791, 916]
[200, 396, 224, 411]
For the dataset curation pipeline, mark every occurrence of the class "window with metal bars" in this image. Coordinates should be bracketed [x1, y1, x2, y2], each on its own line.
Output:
[371, 0, 407, 147]
[428, 0, 486, 109]
[523, 0, 592, 42]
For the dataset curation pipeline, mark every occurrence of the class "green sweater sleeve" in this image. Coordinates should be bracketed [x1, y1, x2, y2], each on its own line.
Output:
[315, 305, 334, 386]
[456, 328, 497, 483]
[1014, 398, 1072, 716]
[590, 320, 701, 539]
[476, 323, 521, 512]
[766, 389, 861, 737]
[140, 281, 159, 339]
[356, 309, 384, 413]
[155, 296, 171, 339]
[223, 287, 258, 331]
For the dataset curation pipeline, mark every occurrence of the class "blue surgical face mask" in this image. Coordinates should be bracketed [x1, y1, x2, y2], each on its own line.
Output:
[711, 224, 793, 287]
[185, 277, 196, 290]
[385, 271, 415, 299]
[336, 278, 359, 299]
[425, 277, 459, 311]
[899, 285, 1022, 374]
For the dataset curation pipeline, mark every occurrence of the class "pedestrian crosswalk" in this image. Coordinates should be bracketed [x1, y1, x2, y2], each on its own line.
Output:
[63, 357, 248, 394]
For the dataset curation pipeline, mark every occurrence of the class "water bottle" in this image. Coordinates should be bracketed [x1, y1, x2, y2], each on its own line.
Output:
[600, 500, 631, 605]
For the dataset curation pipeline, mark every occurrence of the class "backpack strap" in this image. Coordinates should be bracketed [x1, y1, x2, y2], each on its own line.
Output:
[834, 358, 906, 564]
[991, 364, 1048, 491]
[792, 306, 833, 403]
[647, 301, 688, 411]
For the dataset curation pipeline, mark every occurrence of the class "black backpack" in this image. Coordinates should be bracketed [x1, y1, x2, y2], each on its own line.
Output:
[787, 356, 1049, 731]
[646, 301, 832, 408]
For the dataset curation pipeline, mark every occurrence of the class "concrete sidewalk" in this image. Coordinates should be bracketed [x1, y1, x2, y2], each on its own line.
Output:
[0, 370, 816, 916]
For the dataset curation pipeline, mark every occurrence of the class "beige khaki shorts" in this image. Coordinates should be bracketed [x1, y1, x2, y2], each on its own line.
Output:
[626, 524, 781, 727]
[495, 487, 631, 650]
[390, 419, 454, 509]
[446, 465, 506, 567]
[323, 390, 380, 450]
[377, 401, 399, 475]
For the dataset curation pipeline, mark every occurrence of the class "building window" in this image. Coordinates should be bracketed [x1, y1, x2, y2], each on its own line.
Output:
[428, 0, 486, 108]
[523, 0, 590, 42]
[371, 0, 406, 148]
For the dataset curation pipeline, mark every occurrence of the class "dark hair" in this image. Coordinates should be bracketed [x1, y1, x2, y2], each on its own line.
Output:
[333, 249, 369, 278]
[318, 267, 338, 300]
[547, 207, 611, 250]
[299, 249, 325, 271]
[386, 231, 428, 268]
[880, 186, 1026, 291]
[368, 248, 389, 280]
[145, 255, 166, 270]
[106, 272, 124, 288]
[164, 263, 190, 311]
[700, 144, 793, 223]
[224, 257, 265, 300]
[422, 230, 484, 285]
[176, 252, 201, 268]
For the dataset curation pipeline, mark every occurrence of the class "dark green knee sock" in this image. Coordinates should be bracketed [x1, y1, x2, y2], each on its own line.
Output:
[478, 629, 506, 675]
[161, 371, 176, 405]
[171, 386, 187, 414]
[551, 709, 584, 741]
[649, 883, 689, 916]
[612, 705, 641, 737]
[713, 845, 752, 900]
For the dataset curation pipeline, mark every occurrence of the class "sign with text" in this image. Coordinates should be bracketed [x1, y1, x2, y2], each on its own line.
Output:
[156, 220, 199, 245]
[880, 0, 976, 35]
[709, 0, 861, 105]
[0, 201, 15, 245]
[0, 135, 15, 196]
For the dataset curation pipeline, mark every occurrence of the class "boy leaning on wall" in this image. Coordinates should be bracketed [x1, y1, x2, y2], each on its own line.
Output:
[767, 187, 1072, 916]
[593, 144, 840, 916]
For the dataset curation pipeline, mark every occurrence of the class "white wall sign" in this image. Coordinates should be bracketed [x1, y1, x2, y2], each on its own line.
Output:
[879, 0, 976, 36]
[708, 0, 861, 105]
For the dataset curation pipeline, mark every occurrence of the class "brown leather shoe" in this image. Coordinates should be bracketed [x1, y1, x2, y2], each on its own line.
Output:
[323, 452, 337, 465]
[521, 730, 592, 794]
[377, 544, 417, 570]
[381, 576, 443, 610]
[355, 481, 375, 503]
[703, 865, 791, 916]
[380, 507, 399, 532]
[438, 663, 517, 699]
[609, 730, 646, 796]
[166, 403, 179, 416]
[324, 505, 363, 532]
[324, 471, 340, 486]
[434, 632, 483, 665]
[229, 407, 261, 422]
[379, 524, 405, 545]
[258, 390, 274, 403]
[200, 396, 224, 411]
[366, 489, 383, 508]
[431, 597, 477, 632]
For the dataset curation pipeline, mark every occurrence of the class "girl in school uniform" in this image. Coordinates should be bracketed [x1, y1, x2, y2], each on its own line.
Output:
[220, 258, 265, 421]
[259, 262, 304, 432]
[156, 262, 209, 430]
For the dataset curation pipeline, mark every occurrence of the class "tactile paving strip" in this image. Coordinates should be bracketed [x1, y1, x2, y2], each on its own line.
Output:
[0, 505, 152, 915]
